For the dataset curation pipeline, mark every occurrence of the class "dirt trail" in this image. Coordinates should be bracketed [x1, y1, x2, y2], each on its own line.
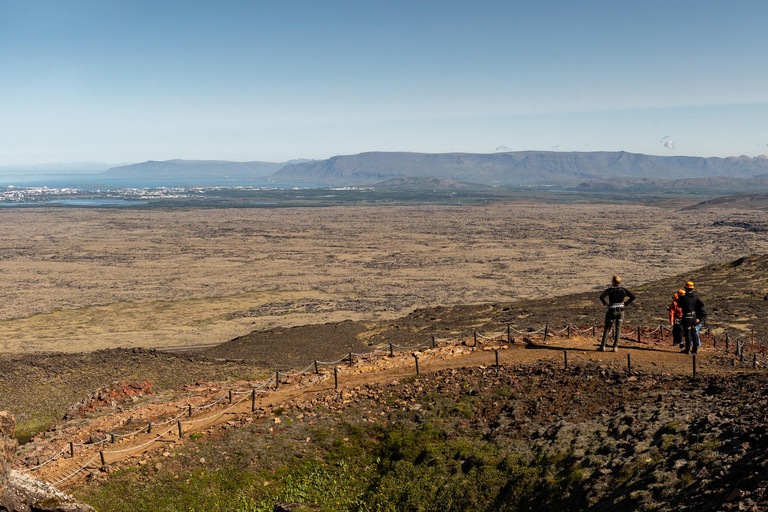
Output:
[16, 330, 759, 490]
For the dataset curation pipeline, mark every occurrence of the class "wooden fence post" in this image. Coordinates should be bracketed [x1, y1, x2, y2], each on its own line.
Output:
[432, 336, 436, 348]
[474, 331, 478, 346]
[495, 349, 499, 368]
[147, 422, 152, 434]
[177, 421, 183, 438]
[251, 389, 256, 412]
[349, 352, 353, 366]
[544, 324, 548, 341]
[188, 404, 192, 417]
[567, 324, 571, 338]
[637, 326, 641, 343]
[229, 390, 233, 404]
[314, 361, 319, 374]
[390, 343, 394, 357]
[99, 451, 106, 467]
[334, 367, 338, 389]
[563, 349, 568, 369]
[660, 324, 665, 343]
[69, 441, 74, 457]
[627, 353, 632, 373]
[414, 354, 420, 376]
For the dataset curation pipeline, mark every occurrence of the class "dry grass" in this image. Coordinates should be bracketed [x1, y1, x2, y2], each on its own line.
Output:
[0, 203, 766, 353]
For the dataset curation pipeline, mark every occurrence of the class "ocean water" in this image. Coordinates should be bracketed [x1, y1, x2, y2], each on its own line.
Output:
[0, 172, 312, 190]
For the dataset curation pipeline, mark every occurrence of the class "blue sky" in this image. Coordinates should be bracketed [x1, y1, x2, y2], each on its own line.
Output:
[1, 0, 767, 165]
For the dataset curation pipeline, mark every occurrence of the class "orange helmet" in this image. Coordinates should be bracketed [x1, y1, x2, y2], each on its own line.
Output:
[685, 281, 694, 290]
[672, 293, 679, 299]
[678, 289, 686, 296]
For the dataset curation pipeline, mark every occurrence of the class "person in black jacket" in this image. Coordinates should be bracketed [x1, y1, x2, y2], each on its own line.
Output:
[598, 276, 636, 352]
[678, 281, 707, 354]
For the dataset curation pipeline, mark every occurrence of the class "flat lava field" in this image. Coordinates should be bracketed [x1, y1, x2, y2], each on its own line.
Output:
[0, 201, 766, 353]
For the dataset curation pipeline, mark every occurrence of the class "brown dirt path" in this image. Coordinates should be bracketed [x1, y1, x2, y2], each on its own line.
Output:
[17, 330, 758, 490]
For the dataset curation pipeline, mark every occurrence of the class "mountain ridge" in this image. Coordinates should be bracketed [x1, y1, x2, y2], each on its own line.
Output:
[273, 150, 768, 186]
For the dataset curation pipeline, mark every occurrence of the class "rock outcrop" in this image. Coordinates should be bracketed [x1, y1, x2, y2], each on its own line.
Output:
[0, 411, 94, 512]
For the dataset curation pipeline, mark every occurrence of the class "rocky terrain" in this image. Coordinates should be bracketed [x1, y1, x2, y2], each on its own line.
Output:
[38, 347, 768, 511]
[0, 255, 765, 510]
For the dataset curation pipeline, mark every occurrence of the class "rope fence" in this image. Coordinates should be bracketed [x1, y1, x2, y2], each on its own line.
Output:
[16, 321, 764, 488]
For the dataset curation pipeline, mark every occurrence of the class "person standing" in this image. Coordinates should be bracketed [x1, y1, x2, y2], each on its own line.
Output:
[667, 290, 684, 347]
[599, 276, 636, 352]
[678, 281, 707, 354]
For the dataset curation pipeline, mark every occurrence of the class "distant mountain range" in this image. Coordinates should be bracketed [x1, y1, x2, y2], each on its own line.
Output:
[272, 151, 768, 186]
[100, 152, 768, 188]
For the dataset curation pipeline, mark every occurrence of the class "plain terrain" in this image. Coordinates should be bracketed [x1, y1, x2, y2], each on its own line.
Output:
[1, 202, 767, 353]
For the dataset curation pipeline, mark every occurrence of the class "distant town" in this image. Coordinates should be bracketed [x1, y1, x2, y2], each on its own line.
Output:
[0, 185, 300, 203]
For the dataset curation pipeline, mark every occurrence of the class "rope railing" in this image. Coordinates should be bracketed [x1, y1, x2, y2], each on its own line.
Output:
[48, 454, 100, 487]
[17, 321, 764, 487]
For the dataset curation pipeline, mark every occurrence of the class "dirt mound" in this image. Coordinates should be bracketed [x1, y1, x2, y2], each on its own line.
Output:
[64, 381, 154, 420]
[0, 348, 261, 438]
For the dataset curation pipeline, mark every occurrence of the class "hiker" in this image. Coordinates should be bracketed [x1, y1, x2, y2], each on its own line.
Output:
[667, 290, 684, 347]
[598, 276, 636, 352]
[678, 281, 707, 354]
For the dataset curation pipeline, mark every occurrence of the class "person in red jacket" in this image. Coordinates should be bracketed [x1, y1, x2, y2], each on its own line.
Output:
[667, 290, 684, 347]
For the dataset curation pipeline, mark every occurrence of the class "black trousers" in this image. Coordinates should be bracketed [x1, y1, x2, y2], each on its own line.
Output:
[602, 309, 624, 347]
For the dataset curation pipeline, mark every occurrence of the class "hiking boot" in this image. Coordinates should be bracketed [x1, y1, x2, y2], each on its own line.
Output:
[598, 346, 606, 352]
[612, 346, 618, 352]
[681, 348, 691, 354]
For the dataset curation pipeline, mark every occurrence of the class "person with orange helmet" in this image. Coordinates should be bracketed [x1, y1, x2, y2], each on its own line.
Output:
[598, 275, 636, 352]
[678, 281, 707, 354]
[667, 290, 684, 347]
